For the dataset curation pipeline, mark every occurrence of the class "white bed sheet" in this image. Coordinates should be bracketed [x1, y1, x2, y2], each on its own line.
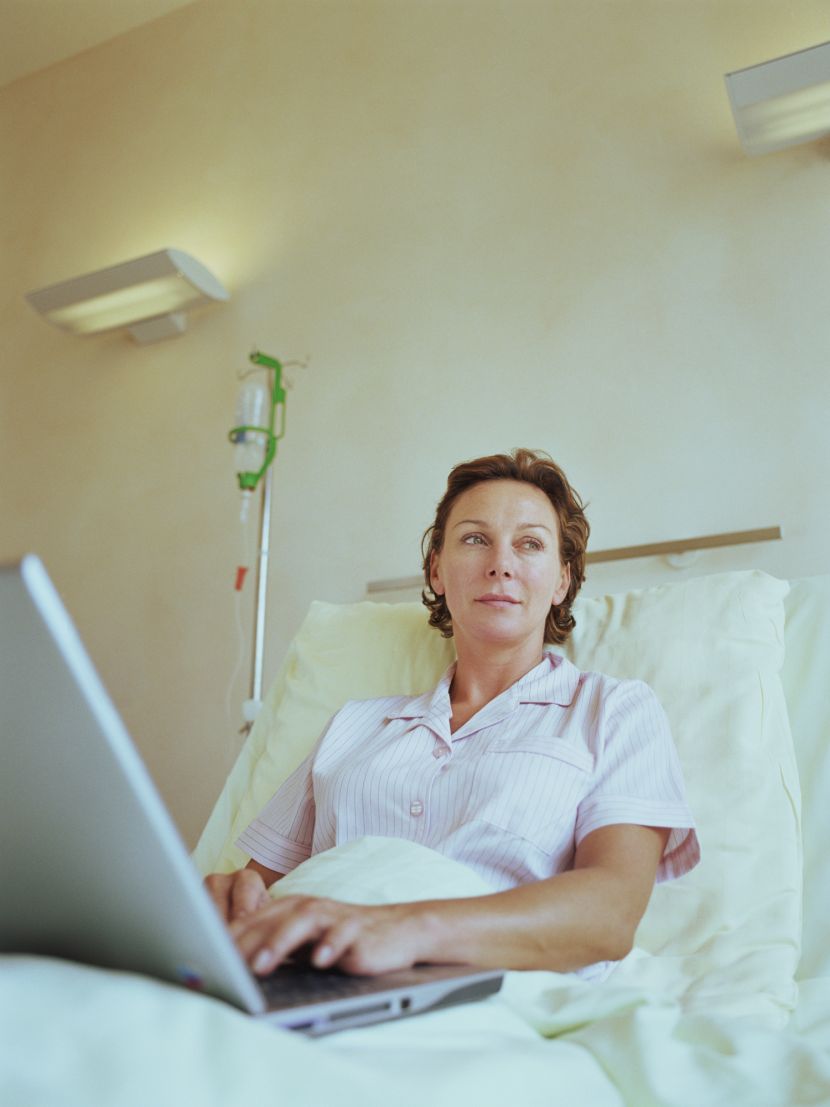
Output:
[3, 953, 829, 1107]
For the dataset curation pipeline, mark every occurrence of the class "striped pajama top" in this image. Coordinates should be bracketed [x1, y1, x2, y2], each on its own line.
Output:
[238, 651, 700, 894]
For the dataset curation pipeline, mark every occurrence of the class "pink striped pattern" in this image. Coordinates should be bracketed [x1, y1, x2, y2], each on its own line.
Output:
[238, 653, 700, 893]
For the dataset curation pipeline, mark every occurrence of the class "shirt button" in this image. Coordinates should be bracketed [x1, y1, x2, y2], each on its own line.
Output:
[432, 747, 448, 759]
[409, 800, 424, 817]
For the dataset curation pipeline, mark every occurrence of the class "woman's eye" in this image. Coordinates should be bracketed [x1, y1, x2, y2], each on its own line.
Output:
[520, 537, 543, 551]
[462, 534, 486, 545]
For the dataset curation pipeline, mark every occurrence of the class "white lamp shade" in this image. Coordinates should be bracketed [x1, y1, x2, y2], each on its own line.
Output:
[25, 249, 229, 341]
[726, 40, 830, 155]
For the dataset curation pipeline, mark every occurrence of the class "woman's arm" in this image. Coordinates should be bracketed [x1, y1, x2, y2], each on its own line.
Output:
[229, 824, 669, 976]
[416, 824, 669, 972]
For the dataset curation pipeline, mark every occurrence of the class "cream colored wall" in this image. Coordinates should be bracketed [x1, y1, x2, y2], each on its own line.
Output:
[2, 0, 828, 847]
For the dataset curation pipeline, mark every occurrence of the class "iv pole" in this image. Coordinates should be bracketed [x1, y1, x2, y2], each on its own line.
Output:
[251, 448, 273, 709]
[229, 349, 287, 731]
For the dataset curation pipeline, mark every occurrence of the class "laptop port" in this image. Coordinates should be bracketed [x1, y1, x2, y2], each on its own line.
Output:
[329, 1001, 392, 1022]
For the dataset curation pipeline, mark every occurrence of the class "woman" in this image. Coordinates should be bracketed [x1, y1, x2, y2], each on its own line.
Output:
[206, 449, 699, 980]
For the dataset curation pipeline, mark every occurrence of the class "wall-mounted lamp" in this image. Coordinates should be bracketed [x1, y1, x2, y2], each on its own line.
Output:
[25, 248, 230, 343]
[725, 40, 830, 155]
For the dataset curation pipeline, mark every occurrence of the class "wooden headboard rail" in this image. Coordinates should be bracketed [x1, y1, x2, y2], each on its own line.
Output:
[366, 525, 783, 595]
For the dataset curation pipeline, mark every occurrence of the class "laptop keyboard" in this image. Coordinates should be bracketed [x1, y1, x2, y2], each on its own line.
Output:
[259, 963, 384, 1007]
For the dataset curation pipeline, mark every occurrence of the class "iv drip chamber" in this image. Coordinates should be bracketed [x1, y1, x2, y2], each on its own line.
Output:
[233, 379, 270, 480]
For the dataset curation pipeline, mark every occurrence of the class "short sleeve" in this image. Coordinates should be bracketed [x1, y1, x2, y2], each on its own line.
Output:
[575, 679, 701, 882]
[234, 719, 334, 873]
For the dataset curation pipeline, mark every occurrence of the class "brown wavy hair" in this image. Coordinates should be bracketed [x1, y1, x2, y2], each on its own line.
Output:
[421, 448, 590, 646]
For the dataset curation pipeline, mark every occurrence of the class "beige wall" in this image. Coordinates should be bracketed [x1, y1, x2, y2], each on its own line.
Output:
[2, 0, 828, 847]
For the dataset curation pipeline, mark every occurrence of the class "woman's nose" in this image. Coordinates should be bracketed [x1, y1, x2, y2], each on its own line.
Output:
[487, 547, 514, 577]
[488, 565, 512, 577]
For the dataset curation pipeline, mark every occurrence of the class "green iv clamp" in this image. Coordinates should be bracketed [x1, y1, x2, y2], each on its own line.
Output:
[228, 349, 287, 492]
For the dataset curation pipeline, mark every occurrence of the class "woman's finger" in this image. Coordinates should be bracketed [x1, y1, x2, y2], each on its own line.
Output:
[203, 872, 233, 921]
[228, 869, 268, 921]
[235, 897, 334, 974]
[309, 914, 364, 969]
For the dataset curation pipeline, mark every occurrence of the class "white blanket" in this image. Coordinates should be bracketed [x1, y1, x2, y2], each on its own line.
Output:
[3, 954, 829, 1107]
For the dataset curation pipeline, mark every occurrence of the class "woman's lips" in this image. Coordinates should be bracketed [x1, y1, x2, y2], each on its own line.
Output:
[476, 594, 520, 605]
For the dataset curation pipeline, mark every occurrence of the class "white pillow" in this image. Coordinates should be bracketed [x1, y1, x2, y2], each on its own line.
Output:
[561, 571, 800, 1020]
[194, 572, 799, 1018]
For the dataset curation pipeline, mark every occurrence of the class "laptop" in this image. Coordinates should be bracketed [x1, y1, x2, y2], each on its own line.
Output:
[0, 555, 503, 1035]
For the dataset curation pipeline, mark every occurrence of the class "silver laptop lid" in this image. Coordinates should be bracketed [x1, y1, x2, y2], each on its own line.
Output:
[0, 555, 266, 1014]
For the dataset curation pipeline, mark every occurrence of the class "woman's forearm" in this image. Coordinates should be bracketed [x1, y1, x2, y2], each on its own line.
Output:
[405, 867, 638, 973]
[405, 824, 669, 973]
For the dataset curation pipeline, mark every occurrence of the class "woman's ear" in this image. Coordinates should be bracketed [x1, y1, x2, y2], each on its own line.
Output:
[429, 550, 445, 596]
[552, 562, 570, 607]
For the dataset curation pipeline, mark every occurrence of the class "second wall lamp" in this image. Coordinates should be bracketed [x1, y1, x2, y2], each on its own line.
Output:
[725, 39, 830, 155]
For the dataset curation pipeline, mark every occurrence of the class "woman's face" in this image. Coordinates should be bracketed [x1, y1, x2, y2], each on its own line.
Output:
[429, 479, 570, 653]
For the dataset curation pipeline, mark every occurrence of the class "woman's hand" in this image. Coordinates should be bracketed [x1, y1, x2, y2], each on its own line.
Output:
[230, 896, 430, 977]
[204, 862, 277, 923]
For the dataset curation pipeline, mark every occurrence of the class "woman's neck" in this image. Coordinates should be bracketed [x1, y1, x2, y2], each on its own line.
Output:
[448, 637, 546, 732]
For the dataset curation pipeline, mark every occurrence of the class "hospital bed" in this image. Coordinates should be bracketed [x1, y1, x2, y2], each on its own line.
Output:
[2, 569, 829, 1106]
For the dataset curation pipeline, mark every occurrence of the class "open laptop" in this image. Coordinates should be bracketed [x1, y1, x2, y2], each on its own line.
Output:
[0, 555, 503, 1035]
